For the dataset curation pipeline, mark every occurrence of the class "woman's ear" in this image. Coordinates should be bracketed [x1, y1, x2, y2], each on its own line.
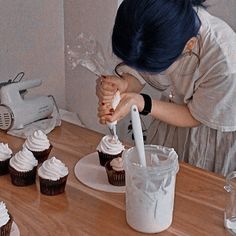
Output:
[185, 37, 197, 51]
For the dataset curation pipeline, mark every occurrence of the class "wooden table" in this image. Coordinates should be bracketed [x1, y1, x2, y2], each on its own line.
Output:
[0, 121, 228, 235]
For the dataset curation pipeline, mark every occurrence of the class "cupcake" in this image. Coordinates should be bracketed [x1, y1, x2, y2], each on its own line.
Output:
[38, 157, 69, 196]
[23, 130, 52, 163]
[0, 143, 12, 175]
[105, 157, 125, 186]
[9, 147, 38, 186]
[96, 135, 125, 166]
[0, 202, 13, 236]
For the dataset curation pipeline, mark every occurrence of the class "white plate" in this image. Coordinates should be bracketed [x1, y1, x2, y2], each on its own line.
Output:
[11, 222, 20, 236]
[74, 152, 125, 193]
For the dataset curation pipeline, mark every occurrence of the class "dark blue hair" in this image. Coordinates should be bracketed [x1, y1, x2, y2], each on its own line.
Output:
[112, 0, 203, 73]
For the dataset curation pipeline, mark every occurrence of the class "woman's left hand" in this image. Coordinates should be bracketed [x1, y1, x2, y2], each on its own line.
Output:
[97, 92, 144, 124]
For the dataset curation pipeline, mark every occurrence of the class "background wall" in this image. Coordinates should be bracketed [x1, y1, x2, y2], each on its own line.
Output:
[207, 0, 236, 31]
[0, 0, 65, 107]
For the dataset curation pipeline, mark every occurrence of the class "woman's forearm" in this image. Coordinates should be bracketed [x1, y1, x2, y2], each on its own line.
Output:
[151, 99, 200, 127]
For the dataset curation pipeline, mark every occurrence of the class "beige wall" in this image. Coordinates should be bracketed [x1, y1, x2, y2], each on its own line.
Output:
[207, 0, 236, 31]
[0, 0, 65, 108]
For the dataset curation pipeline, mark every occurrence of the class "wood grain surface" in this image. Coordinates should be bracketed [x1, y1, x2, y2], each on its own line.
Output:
[0, 121, 229, 235]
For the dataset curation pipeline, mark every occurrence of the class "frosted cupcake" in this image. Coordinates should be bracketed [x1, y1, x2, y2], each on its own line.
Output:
[9, 147, 38, 186]
[23, 130, 52, 163]
[0, 143, 12, 175]
[96, 135, 125, 166]
[105, 157, 125, 186]
[38, 157, 69, 196]
[0, 202, 13, 236]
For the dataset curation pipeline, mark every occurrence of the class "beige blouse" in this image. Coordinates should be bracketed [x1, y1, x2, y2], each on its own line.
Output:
[121, 8, 236, 176]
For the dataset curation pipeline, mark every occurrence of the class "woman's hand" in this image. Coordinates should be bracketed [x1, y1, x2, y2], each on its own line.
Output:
[96, 73, 144, 124]
[96, 74, 129, 124]
[97, 92, 144, 124]
[96, 75, 128, 104]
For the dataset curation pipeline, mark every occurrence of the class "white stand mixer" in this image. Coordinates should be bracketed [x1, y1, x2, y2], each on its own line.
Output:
[0, 79, 54, 130]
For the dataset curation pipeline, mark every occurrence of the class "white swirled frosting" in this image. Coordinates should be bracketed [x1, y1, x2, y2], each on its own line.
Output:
[110, 157, 124, 171]
[0, 202, 10, 227]
[38, 157, 69, 181]
[24, 130, 50, 152]
[97, 135, 125, 155]
[9, 148, 38, 172]
[0, 143, 12, 161]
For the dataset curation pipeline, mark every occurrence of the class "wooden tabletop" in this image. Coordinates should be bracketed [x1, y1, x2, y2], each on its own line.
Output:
[0, 121, 228, 235]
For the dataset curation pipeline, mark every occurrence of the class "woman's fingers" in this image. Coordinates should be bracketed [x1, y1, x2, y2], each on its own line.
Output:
[97, 93, 132, 124]
[96, 76, 118, 103]
[108, 93, 143, 123]
[97, 102, 114, 124]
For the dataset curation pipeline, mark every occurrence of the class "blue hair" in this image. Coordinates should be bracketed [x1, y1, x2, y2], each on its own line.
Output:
[112, 0, 203, 73]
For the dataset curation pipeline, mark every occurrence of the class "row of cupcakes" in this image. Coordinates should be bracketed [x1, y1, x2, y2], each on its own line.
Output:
[96, 134, 126, 186]
[0, 130, 69, 196]
[0, 129, 51, 176]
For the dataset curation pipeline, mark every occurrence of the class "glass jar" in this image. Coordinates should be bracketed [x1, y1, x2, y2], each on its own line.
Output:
[224, 171, 236, 235]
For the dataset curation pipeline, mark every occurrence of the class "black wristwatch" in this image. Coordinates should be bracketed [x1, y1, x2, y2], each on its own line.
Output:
[139, 93, 152, 116]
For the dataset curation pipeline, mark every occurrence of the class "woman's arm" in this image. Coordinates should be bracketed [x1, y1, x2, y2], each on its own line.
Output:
[151, 99, 200, 127]
[104, 93, 200, 128]
[97, 73, 200, 128]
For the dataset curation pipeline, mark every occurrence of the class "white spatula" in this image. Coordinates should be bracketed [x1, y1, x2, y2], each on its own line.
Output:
[131, 105, 146, 167]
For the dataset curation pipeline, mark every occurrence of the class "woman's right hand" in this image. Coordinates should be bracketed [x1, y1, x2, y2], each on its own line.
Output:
[96, 75, 128, 124]
[97, 92, 145, 125]
[96, 75, 128, 104]
[96, 73, 144, 124]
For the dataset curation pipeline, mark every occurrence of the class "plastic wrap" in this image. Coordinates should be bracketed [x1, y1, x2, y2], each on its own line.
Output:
[66, 32, 112, 76]
[66, 33, 120, 139]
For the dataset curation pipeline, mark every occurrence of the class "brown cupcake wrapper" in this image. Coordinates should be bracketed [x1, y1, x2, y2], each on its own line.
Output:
[0, 213, 13, 236]
[97, 151, 123, 166]
[9, 166, 37, 186]
[39, 175, 68, 196]
[29, 144, 53, 164]
[0, 159, 10, 176]
[105, 161, 125, 186]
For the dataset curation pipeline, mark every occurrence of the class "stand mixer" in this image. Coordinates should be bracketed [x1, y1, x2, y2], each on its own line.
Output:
[0, 79, 54, 131]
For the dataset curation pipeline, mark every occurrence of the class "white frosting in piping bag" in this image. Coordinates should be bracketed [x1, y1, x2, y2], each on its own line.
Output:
[107, 90, 121, 128]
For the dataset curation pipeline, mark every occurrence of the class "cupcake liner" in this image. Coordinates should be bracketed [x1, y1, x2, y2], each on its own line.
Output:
[97, 151, 123, 166]
[105, 161, 125, 186]
[9, 166, 37, 186]
[0, 159, 10, 176]
[0, 213, 13, 236]
[29, 145, 53, 164]
[39, 175, 68, 196]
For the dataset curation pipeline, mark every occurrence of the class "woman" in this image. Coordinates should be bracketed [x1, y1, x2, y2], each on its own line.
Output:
[96, 0, 236, 176]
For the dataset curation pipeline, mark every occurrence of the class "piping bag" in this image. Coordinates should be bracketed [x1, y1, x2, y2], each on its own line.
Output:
[107, 90, 120, 141]
[66, 33, 121, 140]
